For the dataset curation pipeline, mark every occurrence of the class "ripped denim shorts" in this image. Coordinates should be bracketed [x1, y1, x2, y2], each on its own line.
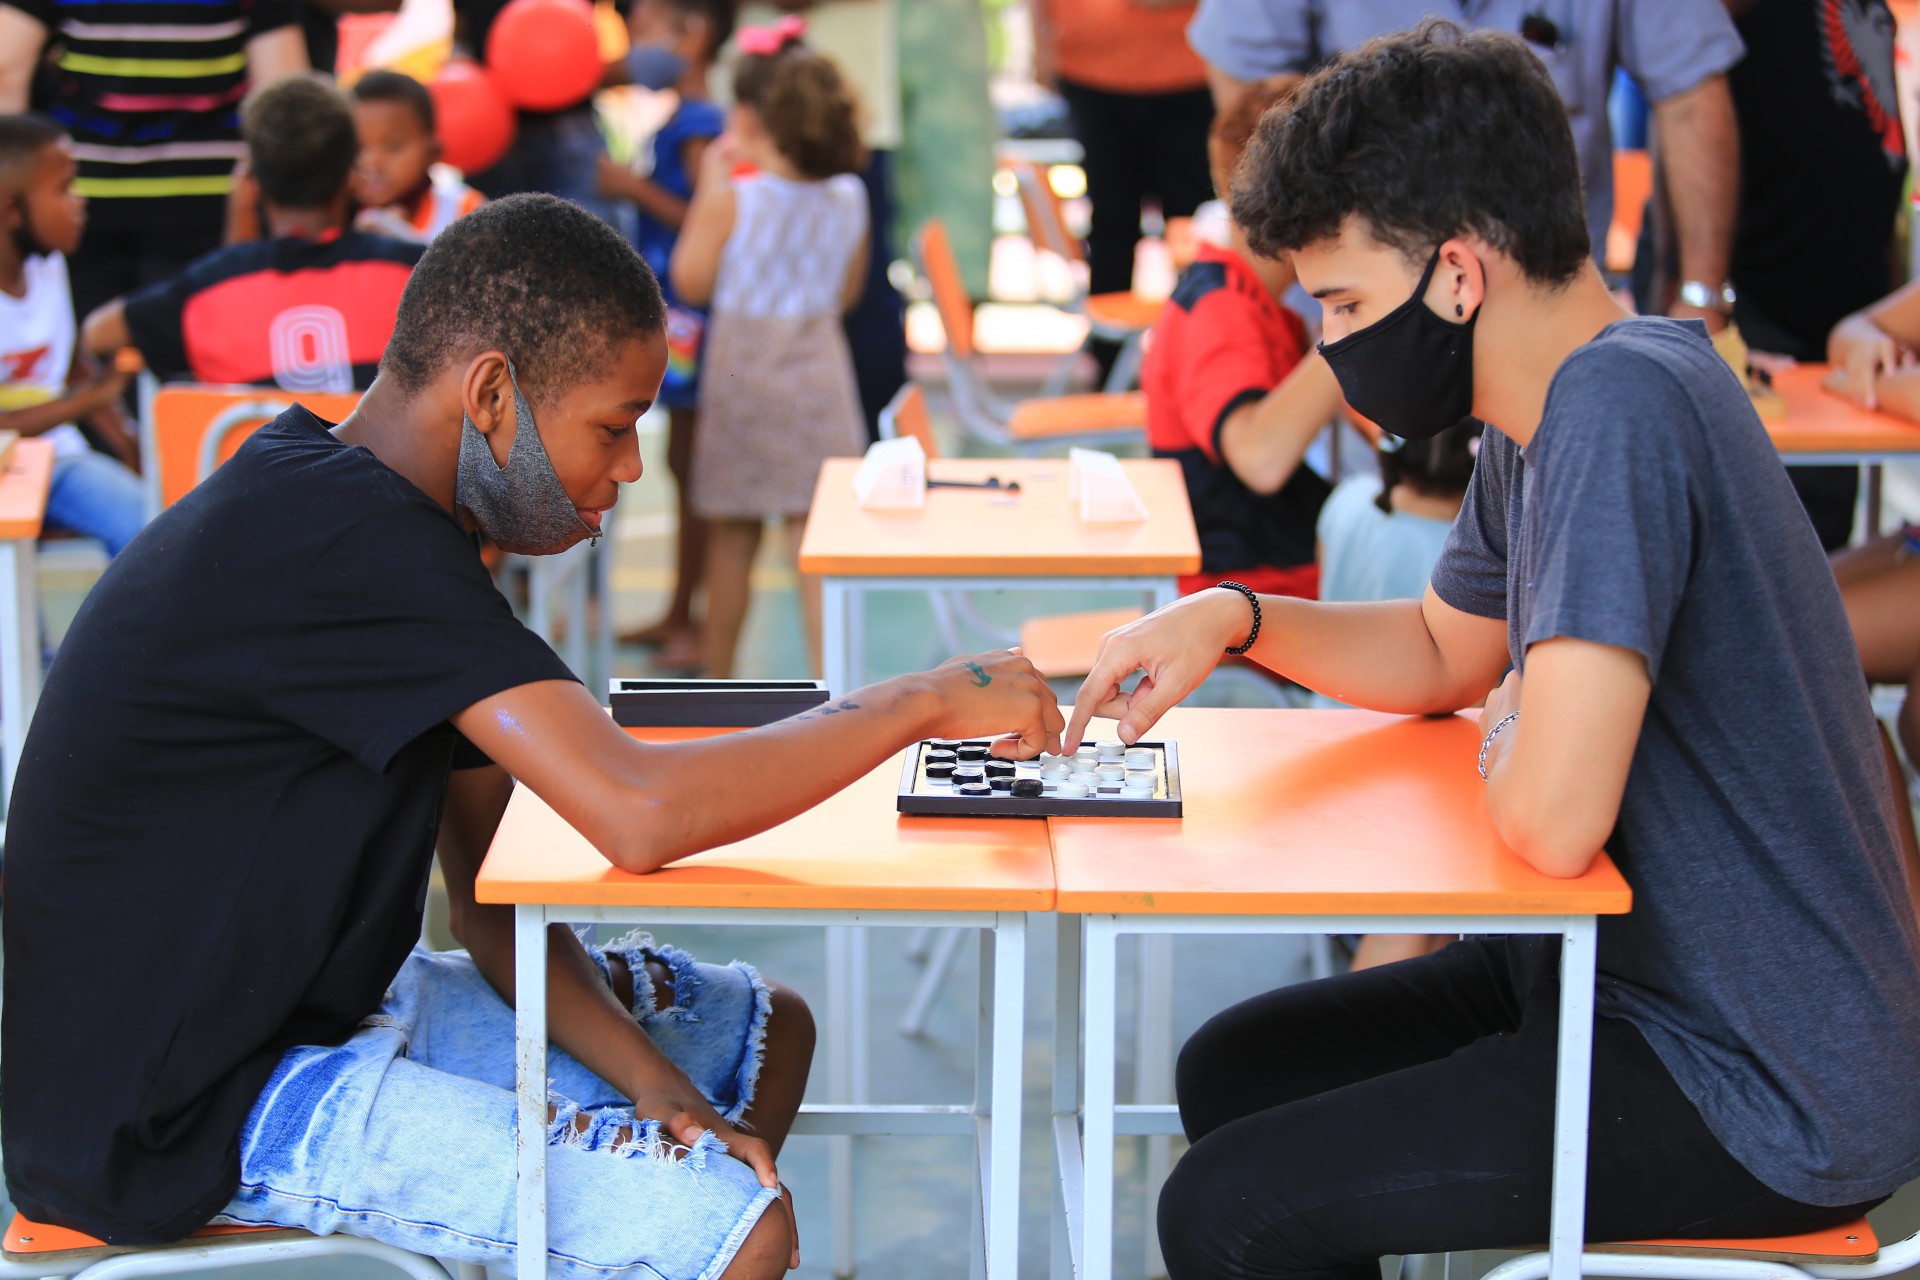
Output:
[214, 935, 778, 1280]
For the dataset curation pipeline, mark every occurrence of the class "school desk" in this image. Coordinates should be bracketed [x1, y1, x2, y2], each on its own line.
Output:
[0, 439, 54, 811]
[475, 725, 1053, 1280]
[1768, 363, 1920, 534]
[1047, 707, 1632, 1280]
[797, 457, 1202, 696]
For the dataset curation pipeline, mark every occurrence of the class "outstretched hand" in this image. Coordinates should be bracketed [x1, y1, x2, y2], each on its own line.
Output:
[1064, 591, 1249, 751]
[920, 648, 1064, 759]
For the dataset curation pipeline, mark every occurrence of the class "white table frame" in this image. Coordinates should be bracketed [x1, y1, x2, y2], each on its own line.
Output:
[1052, 911, 1600, 1280]
[0, 534, 40, 813]
[510, 903, 1029, 1280]
[820, 574, 1178, 697]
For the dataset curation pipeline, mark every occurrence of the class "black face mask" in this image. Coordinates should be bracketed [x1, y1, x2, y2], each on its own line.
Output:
[1317, 245, 1478, 440]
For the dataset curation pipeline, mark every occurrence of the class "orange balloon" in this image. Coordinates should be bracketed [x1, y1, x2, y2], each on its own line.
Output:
[486, 0, 603, 112]
[430, 59, 517, 176]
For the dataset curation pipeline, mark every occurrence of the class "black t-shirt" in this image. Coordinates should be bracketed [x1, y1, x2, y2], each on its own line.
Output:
[1729, 0, 1909, 359]
[0, 407, 575, 1244]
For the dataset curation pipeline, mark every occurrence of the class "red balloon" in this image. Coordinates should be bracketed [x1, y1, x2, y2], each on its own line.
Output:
[430, 59, 517, 175]
[486, 0, 603, 112]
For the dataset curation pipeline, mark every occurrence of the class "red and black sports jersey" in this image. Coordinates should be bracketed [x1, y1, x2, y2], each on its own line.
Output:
[122, 229, 424, 391]
[10, 0, 295, 230]
[1142, 242, 1331, 593]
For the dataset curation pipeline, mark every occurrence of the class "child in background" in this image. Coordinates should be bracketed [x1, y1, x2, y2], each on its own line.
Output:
[599, 0, 736, 670]
[0, 115, 145, 557]
[1142, 79, 1341, 600]
[83, 76, 423, 392]
[349, 70, 486, 244]
[670, 21, 868, 678]
[1313, 417, 1481, 972]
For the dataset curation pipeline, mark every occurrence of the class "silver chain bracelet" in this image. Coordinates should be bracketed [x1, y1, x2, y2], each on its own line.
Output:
[1477, 711, 1519, 781]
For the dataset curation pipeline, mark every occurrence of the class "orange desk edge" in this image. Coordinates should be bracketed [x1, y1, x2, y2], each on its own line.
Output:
[1050, 708, 1632, 916]
[1769, 363, 1920, 455]
[798, 456, 1201, 577]
[0, 438, 56, 541]
[474, 726, 1055, 912]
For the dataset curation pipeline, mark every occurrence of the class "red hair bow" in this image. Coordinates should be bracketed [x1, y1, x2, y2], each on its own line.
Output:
[737, 14, 805, 56]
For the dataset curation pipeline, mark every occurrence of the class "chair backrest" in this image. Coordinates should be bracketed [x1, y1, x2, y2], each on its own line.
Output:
[1008, 158, 1083, 267]
[878, 383, 940, 459]
[149, 386, 361, 510]
[1606, 148, 1652, 274]
[913, 219, 978, 362]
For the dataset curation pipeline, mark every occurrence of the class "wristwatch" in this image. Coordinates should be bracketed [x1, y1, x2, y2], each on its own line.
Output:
[1677, 280, 1738, 314]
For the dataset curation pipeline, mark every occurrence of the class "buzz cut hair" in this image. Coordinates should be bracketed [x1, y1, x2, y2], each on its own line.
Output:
[382, 193, 667, 407]
[242, 74, 360, 211]
[0, 115, 67, 195]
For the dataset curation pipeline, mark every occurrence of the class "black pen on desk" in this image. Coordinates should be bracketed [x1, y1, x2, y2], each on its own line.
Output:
[927, 477, 1022, 493]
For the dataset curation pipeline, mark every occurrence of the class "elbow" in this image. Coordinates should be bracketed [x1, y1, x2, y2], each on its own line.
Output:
[668, 261, 711, 308]
[1492, 799, 1608, 880]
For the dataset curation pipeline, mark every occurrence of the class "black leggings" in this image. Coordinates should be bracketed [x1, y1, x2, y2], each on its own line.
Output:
[1160, 937, 1880, 1280]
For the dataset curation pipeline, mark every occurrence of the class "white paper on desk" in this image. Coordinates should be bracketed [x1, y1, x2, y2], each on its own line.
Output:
[1068, 447, 1148, 522]
[853, 436, 926, 508]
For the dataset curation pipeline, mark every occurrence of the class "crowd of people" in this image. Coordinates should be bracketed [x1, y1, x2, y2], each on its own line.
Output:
[2, 2, 1920, 1280]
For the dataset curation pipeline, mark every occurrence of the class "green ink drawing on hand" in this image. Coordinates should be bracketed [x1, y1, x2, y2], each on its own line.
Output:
[964, 662, 991, 688]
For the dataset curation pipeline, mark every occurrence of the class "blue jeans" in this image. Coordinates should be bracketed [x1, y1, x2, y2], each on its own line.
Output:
[46, 451, 145, 557]
[216, 938, 778, 1280]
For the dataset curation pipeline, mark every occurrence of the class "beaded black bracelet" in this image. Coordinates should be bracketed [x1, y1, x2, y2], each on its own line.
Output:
[1217, 580, 1261, 655]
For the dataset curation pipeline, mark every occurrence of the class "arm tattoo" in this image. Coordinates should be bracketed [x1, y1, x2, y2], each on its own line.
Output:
[964, 662, 991, 688]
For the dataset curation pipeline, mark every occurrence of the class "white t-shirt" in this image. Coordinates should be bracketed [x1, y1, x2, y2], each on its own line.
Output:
[0, 253, 89, 460]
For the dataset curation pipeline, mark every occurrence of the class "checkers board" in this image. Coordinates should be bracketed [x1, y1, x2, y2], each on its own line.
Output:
[897, 738, 1183, 818]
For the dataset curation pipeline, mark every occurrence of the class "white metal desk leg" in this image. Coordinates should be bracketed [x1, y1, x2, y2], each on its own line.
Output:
[971, 928, 995, 1280]
[1149, 582, 1176, 613]
[0, 539, 38, 810]
[514, 907, 550, 1280]
[988, 914, 1027, 1278]
[822, 578, 851, 697]
[1547, 916, 1599, 1280]
[1137, 935, 1174, 1280]
[1082, 916, 1120, 1280]
[1053, 913, 1083, 1280]
[826, 925, 856, 1279]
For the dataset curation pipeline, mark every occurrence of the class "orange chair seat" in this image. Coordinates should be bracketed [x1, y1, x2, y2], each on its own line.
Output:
[4, 1212, 290, 1261]
[1006, 391, 1147, 442]
[1084, 292, 1164, 333]
[1588, 1219, 1879, 1265]
[1018, 606, 1143, 679]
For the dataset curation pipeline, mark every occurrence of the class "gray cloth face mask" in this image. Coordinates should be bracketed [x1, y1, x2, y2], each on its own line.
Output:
[455, 360, 598, 556]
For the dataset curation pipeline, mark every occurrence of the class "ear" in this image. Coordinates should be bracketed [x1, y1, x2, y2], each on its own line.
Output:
[1428, 237, 1487, 323]
[0, 194, 20, 233]
[461, 351, 518, 466]
[426, 136, 444, 166]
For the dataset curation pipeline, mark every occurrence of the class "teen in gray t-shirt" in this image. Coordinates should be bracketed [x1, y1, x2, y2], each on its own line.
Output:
[1062, 23, 1920, 1280]
[1432, 314, 1920, 1207]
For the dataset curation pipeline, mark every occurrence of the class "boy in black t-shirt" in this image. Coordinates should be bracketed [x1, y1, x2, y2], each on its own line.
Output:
[2, 192, 1065, 1280]
[1064, 23, 1920, 1280]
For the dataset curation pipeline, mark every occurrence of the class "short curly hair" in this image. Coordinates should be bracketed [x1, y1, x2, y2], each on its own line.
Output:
[382, 193, 666, 407]
[1231, 21, 1589, 285]
[242, 74, 359, 210]
[733, 39, 864, 180]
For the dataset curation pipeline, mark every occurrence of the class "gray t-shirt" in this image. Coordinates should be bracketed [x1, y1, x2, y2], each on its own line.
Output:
[1431, 317, 1920, 1208]
[1185, 0, 1744, 259]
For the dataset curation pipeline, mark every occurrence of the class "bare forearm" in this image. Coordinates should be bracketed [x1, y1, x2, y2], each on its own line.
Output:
[610, 171, 689, 228]
[0, 386, 116, 438]
[1239, 594, 1491, 713]
[609, 676, 945, 867]
[1830, 312, 1894, 365]
[1653, 74, 1738, 293]
[1219, 355, 1343, 494]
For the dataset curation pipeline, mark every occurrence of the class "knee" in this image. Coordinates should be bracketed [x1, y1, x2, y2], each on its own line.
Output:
[716, 1200, 793, 1280]
[1174, 1015, 1238, 1142]
[1157, 1140, 1241, 1280]
[764, 982, 815, 1060]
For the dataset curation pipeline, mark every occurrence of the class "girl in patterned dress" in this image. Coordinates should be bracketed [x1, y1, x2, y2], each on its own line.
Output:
[670, 19, 868, 678]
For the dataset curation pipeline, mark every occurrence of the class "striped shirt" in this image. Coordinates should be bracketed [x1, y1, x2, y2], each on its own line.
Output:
[9, 0, 294, 226]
